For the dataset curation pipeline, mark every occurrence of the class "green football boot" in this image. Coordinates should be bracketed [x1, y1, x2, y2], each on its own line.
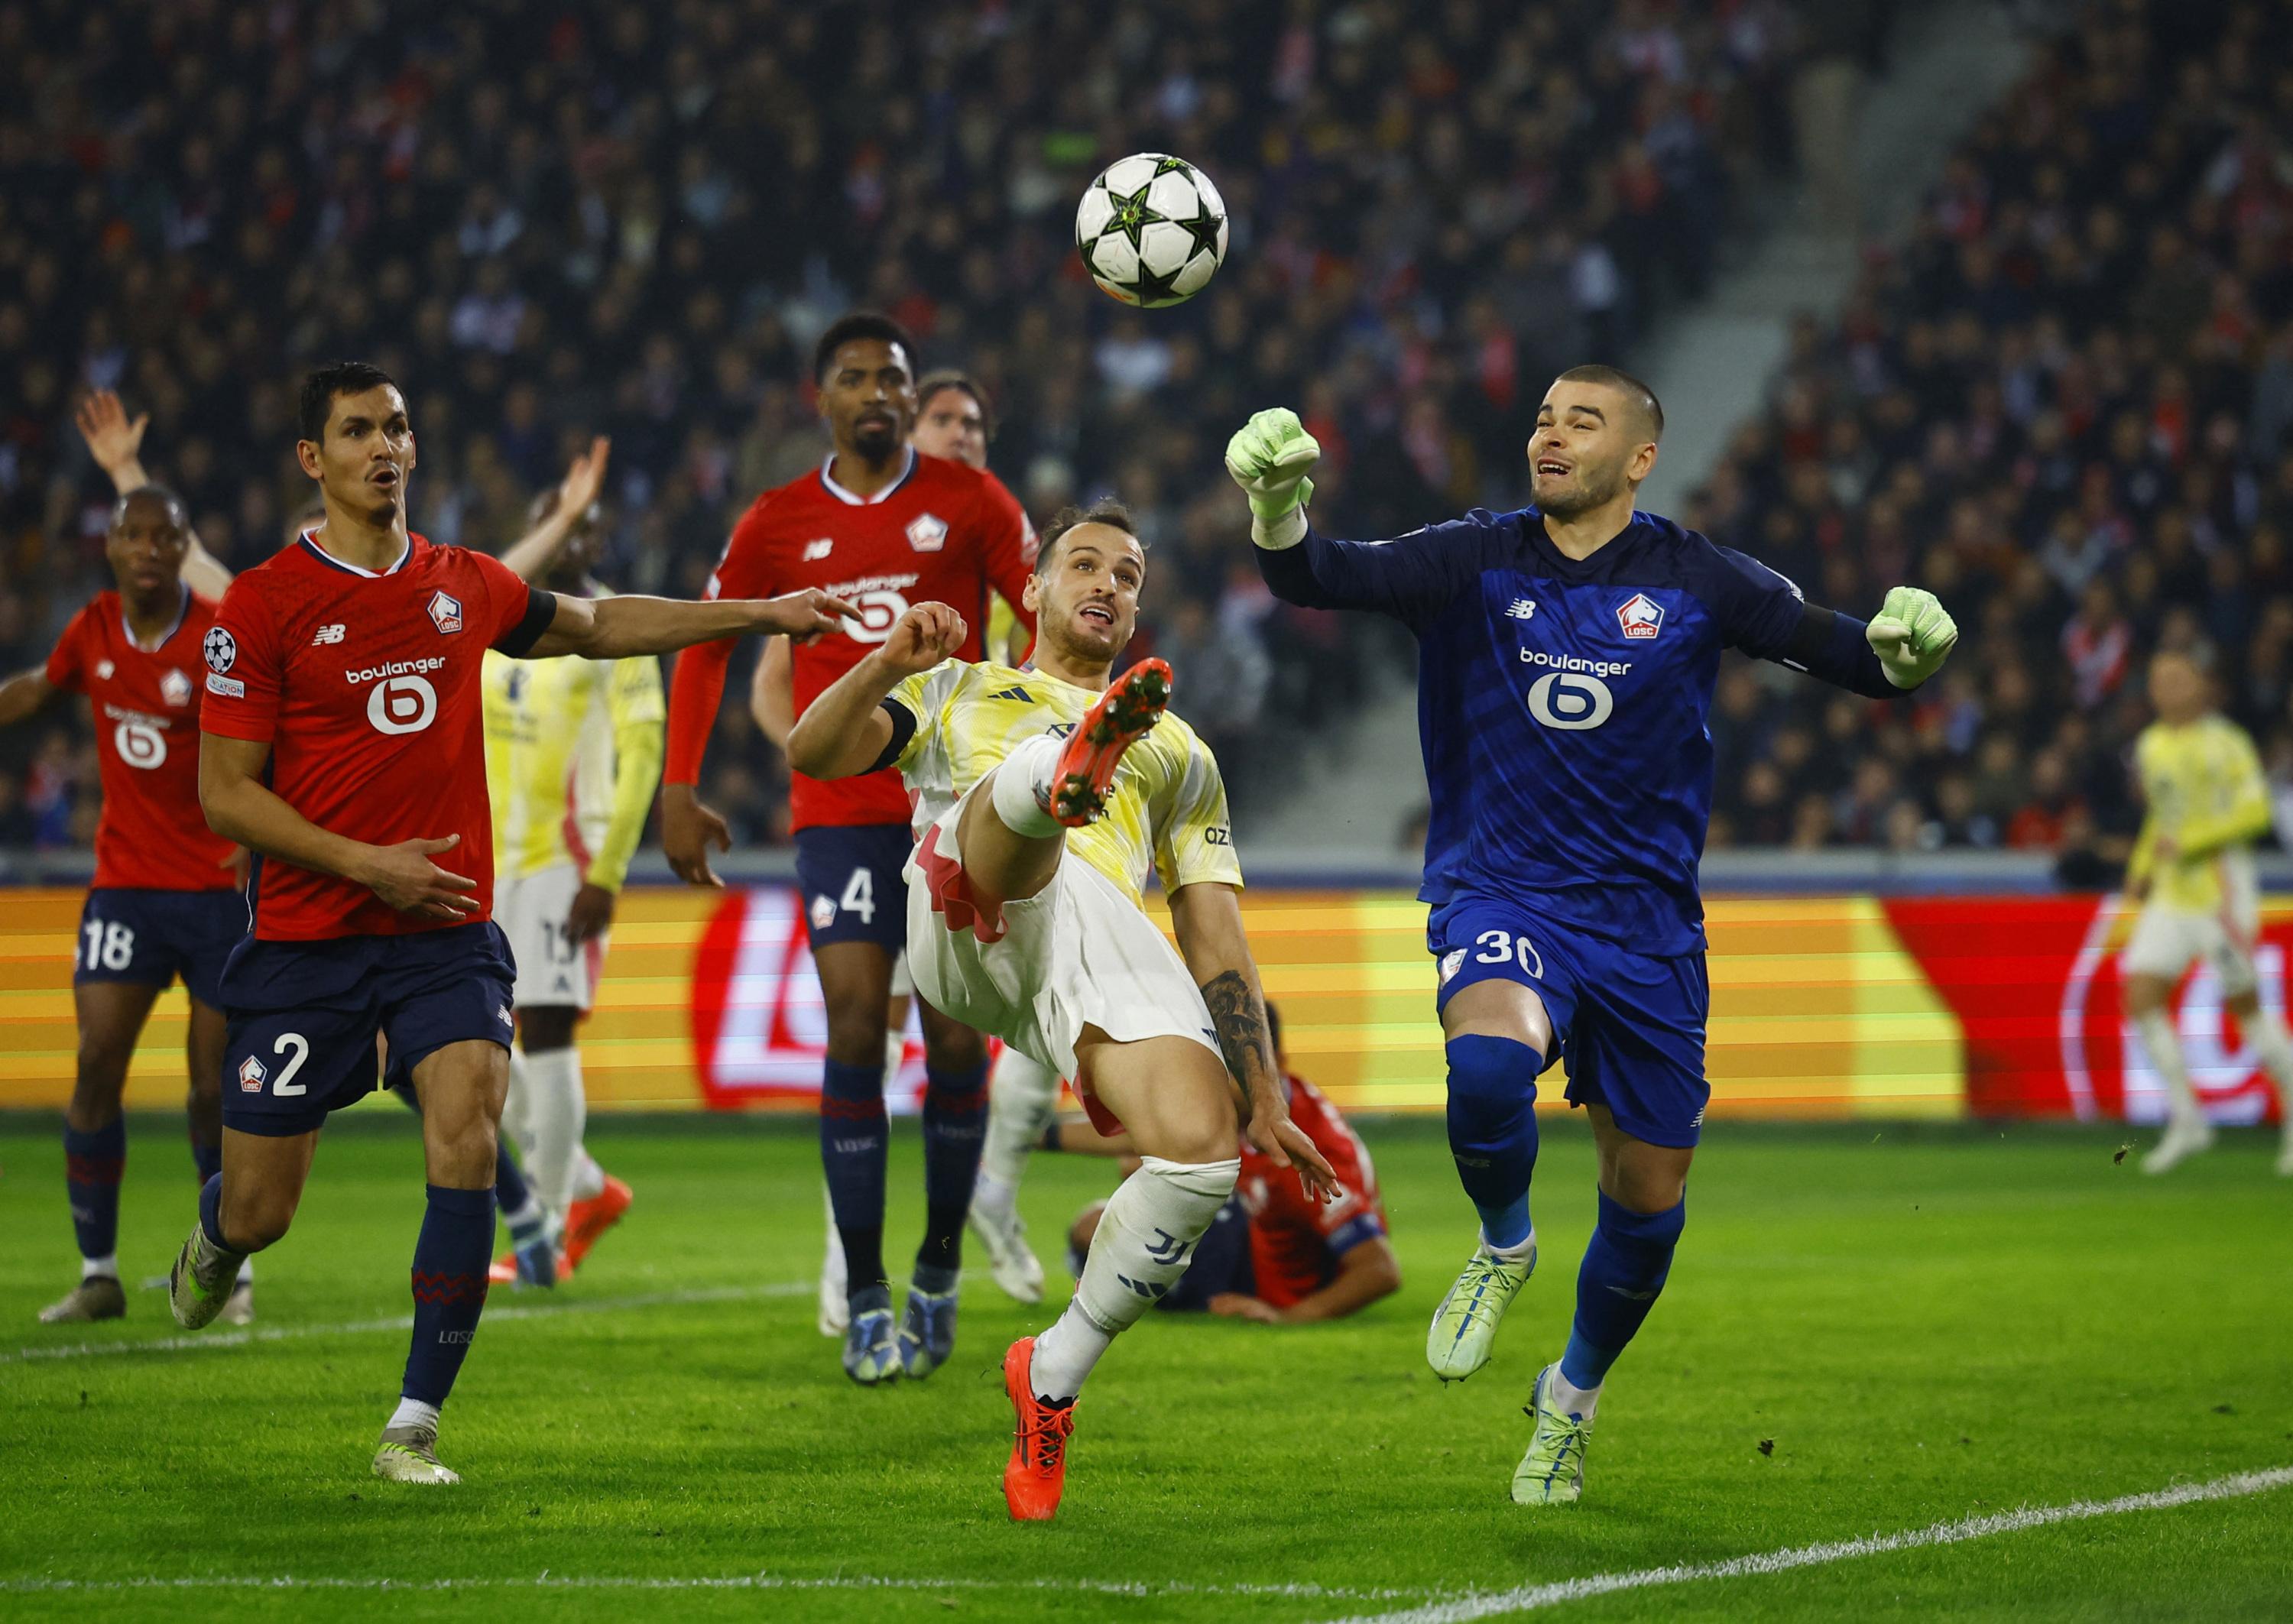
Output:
[373, 1421, 460, 1485]
[167, 1223, 246, 1331]
[1511, 1363, 1594, 1506]
[1425, 1241, 1535, 1382]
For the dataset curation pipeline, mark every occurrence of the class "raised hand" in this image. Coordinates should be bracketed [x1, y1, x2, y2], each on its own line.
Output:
[1865, 586, 1959, 689]
[757, 588, 863, 642]
[359, 834, 478, 920]
[556, 435, 612, 518]
[75, 390, 150, 478]
[1224, 407, 1321, 524]
[877, 601, 969, 675]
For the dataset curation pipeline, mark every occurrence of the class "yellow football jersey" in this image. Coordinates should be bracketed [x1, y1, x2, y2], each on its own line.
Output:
[483, 617, 666, 892]
[885, 660, 1243, 906]
[2127, 712, 2271, 915]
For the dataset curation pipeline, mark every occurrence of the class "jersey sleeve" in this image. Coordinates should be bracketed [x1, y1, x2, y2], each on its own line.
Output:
[41, 606, 92, 692]
[665, 500, 780, 786]
[198, 578, 285, 743]
[2178, 725, 2273, 860]
[884, 660, 965, 776]
[1254, 512, 1503, 634]
[589, 655, 668, 893]
[1153, 734, 1244, 893]
[465, 549, 556, 655]
[973, 471, 1039, 637]
[1711, 545, 1900, 700]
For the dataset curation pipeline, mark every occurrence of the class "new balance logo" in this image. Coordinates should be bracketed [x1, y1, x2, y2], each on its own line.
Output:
[988, 686, 1034, 702]
[1507, 598, 1537, 620]
[311, 624, 346, 646]
[802, 538, 834, 561]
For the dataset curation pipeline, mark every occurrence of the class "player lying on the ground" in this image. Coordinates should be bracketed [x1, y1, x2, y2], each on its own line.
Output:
[1227, 366, 1958, 1506]
[745, 364, 1049, 1327]
[482, 480, 662, 1285]
[788, 499, 1338, 1521]
[1053, 1002, 1399, 1324]
[667, 313, 1037, 1385]
[1, 408, 247, 1324]
[167, 359, 851, 1488]
[2118, 647, 2293, 1176]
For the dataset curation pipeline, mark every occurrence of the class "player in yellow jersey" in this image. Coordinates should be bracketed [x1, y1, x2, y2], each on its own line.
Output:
[2119, 649, 2293, 1175]
[482, 488, 666, 1279]
[790, 499, 1337, 1521]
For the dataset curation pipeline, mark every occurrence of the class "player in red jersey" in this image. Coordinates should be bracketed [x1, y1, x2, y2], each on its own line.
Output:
[1, 423, 246, 1325]
[1053, 1005, 1400, 1323]
[663, 313, 1037, 1383]
[165, 361, 850, 1486]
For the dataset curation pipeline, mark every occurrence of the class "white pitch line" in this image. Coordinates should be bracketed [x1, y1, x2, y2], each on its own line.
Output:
[1319, 1465, 2293, 1624]
[1, 1281, 809, 1367]
[0, 1574, 1429, 1603]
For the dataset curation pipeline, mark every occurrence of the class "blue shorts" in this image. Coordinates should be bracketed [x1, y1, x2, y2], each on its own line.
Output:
[1429, 892, 1711, 1149]
[793, 824, 913, 952]
[1159, 1196, 1254, 1313]
[219, 922, 517, 1138]
[74, 887, 245, 1009]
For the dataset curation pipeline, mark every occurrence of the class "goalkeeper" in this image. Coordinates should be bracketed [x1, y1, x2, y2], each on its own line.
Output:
[1225, 367, 1956, 1508]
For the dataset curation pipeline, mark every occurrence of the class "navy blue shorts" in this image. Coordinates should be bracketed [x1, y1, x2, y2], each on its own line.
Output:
[74, 887, 245, 1009]
[1159, 1196, 1254, 1312]
[793, 824, 913, 952]
[1429, 891, 1711, 1149]
[219, 922, 517, 1137]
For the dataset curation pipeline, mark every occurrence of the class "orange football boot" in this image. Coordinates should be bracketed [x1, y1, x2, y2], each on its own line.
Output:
[557, 1175, 632, 1276]
[1046, 659, 1171, 828]
[1002, 1336, 1076, 1522]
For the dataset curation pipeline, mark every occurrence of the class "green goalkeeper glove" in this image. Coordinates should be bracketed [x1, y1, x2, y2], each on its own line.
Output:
[1865, 586, 1958, 689]
[1224, 408, 1320, 527]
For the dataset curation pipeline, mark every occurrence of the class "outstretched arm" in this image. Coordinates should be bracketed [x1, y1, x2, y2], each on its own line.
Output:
[1167, 881, 1338, 1201]
[76, 390, 232, 598]
[786, 601, 967, 780]
[499, 437, 611, 582]
[0, 666, 55, 728]
[521, 587, 853, 661]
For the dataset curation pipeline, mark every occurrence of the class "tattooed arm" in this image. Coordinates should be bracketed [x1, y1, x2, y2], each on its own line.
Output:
[1168, 882, 1338, 1200]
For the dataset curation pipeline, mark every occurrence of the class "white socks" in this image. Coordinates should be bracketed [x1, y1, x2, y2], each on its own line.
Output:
[990, 733, 1063, 839]
[1548, 1366, 1601, 1420]
[978, 1046, 1062, 1202]
[1030, 1155, 1239, 1401]
[501, 1047, 534, 1150]
[2132, 1009, 2202, 1127]
[1481, 1228, 1537, 1267]
[81, 1253, 117, 1282]
[2246, 1008, 2293, 1106]
[387, 1397, 441, 1434]
[519, 1046, 589, 1213]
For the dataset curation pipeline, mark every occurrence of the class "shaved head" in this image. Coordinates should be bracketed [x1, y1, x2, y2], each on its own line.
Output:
[1552, 365, 1664, 444]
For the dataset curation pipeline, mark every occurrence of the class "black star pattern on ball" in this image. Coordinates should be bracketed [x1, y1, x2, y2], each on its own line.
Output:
[1129, 261, 1189, 306]
[1102, 180, 1166, 251]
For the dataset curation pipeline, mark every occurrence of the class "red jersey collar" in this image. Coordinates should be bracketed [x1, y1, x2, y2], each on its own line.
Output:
[299, 528, 413, 577]
[121, 581, 191, 653]
[819, 447, 916, 506]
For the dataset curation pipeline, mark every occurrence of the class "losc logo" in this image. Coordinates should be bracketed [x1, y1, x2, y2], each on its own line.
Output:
[160, 668, 193, 707]
[1617, 593, 1665, 640]
[1526, 671, 1614, 731]
[367, 675, 438, 735]
[905, 513, 949, 553]
[426, 592, 463, 634]
[236, 1055, 267, 1094]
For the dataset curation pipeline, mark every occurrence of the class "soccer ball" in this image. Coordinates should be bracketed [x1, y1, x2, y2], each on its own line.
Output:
[1075, 153, 1228, 308]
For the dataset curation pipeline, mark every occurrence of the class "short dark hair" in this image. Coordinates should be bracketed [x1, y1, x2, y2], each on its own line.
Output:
[112, 483, 187, 529]
[812, 312, 917, 385]
[298, 361, 399, 443]
[1553, 364, 1664, 442]
[1036, 497, 1143, 569]
[916, 368, 995, 440]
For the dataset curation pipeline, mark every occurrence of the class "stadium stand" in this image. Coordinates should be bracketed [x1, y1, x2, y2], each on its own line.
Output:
[1687, 0, 2293, 864]
[0, 0, 1818, 842]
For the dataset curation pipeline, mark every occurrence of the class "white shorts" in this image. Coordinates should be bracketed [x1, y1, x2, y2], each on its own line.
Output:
[496, 862, 605, 1011]
[903, 784, 1218, 1087]
[2121, 904, 2258, 1000]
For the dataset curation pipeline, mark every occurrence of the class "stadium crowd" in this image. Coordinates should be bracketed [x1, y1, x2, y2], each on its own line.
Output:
[1687, 0, 2293, 864]
[0, 0, 1823, 848]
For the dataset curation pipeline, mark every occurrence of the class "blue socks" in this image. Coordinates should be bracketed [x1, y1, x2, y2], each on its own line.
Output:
[1561, 1189, 1686, 1390]
[916, 1062, 988, 1285]
[63, 1119, 126, 1265]
[1444, 1035, 1540, 1250]
[820, 1058, 890, 1296]
[403, 1185, 494, 1407]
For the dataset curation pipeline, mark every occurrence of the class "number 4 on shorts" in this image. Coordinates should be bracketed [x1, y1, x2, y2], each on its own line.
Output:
[841, 867, 875, 924]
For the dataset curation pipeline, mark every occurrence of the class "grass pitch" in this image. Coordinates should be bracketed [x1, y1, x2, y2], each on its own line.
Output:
[1, 1111, 2288, 1622]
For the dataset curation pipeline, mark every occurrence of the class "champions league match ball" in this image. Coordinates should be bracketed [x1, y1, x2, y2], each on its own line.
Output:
[1075, 153, 1228, 307]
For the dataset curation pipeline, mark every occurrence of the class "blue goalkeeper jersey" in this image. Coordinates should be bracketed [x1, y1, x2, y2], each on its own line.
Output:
[1257, 507, 1898, 958]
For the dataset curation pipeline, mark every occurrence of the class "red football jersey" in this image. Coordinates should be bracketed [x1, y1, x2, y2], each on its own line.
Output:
[44, 585, 238, 892]
[198, 531, 552, 941]
[1237, 1075, 1390, 1310]
[666, 450, 1036, 831]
